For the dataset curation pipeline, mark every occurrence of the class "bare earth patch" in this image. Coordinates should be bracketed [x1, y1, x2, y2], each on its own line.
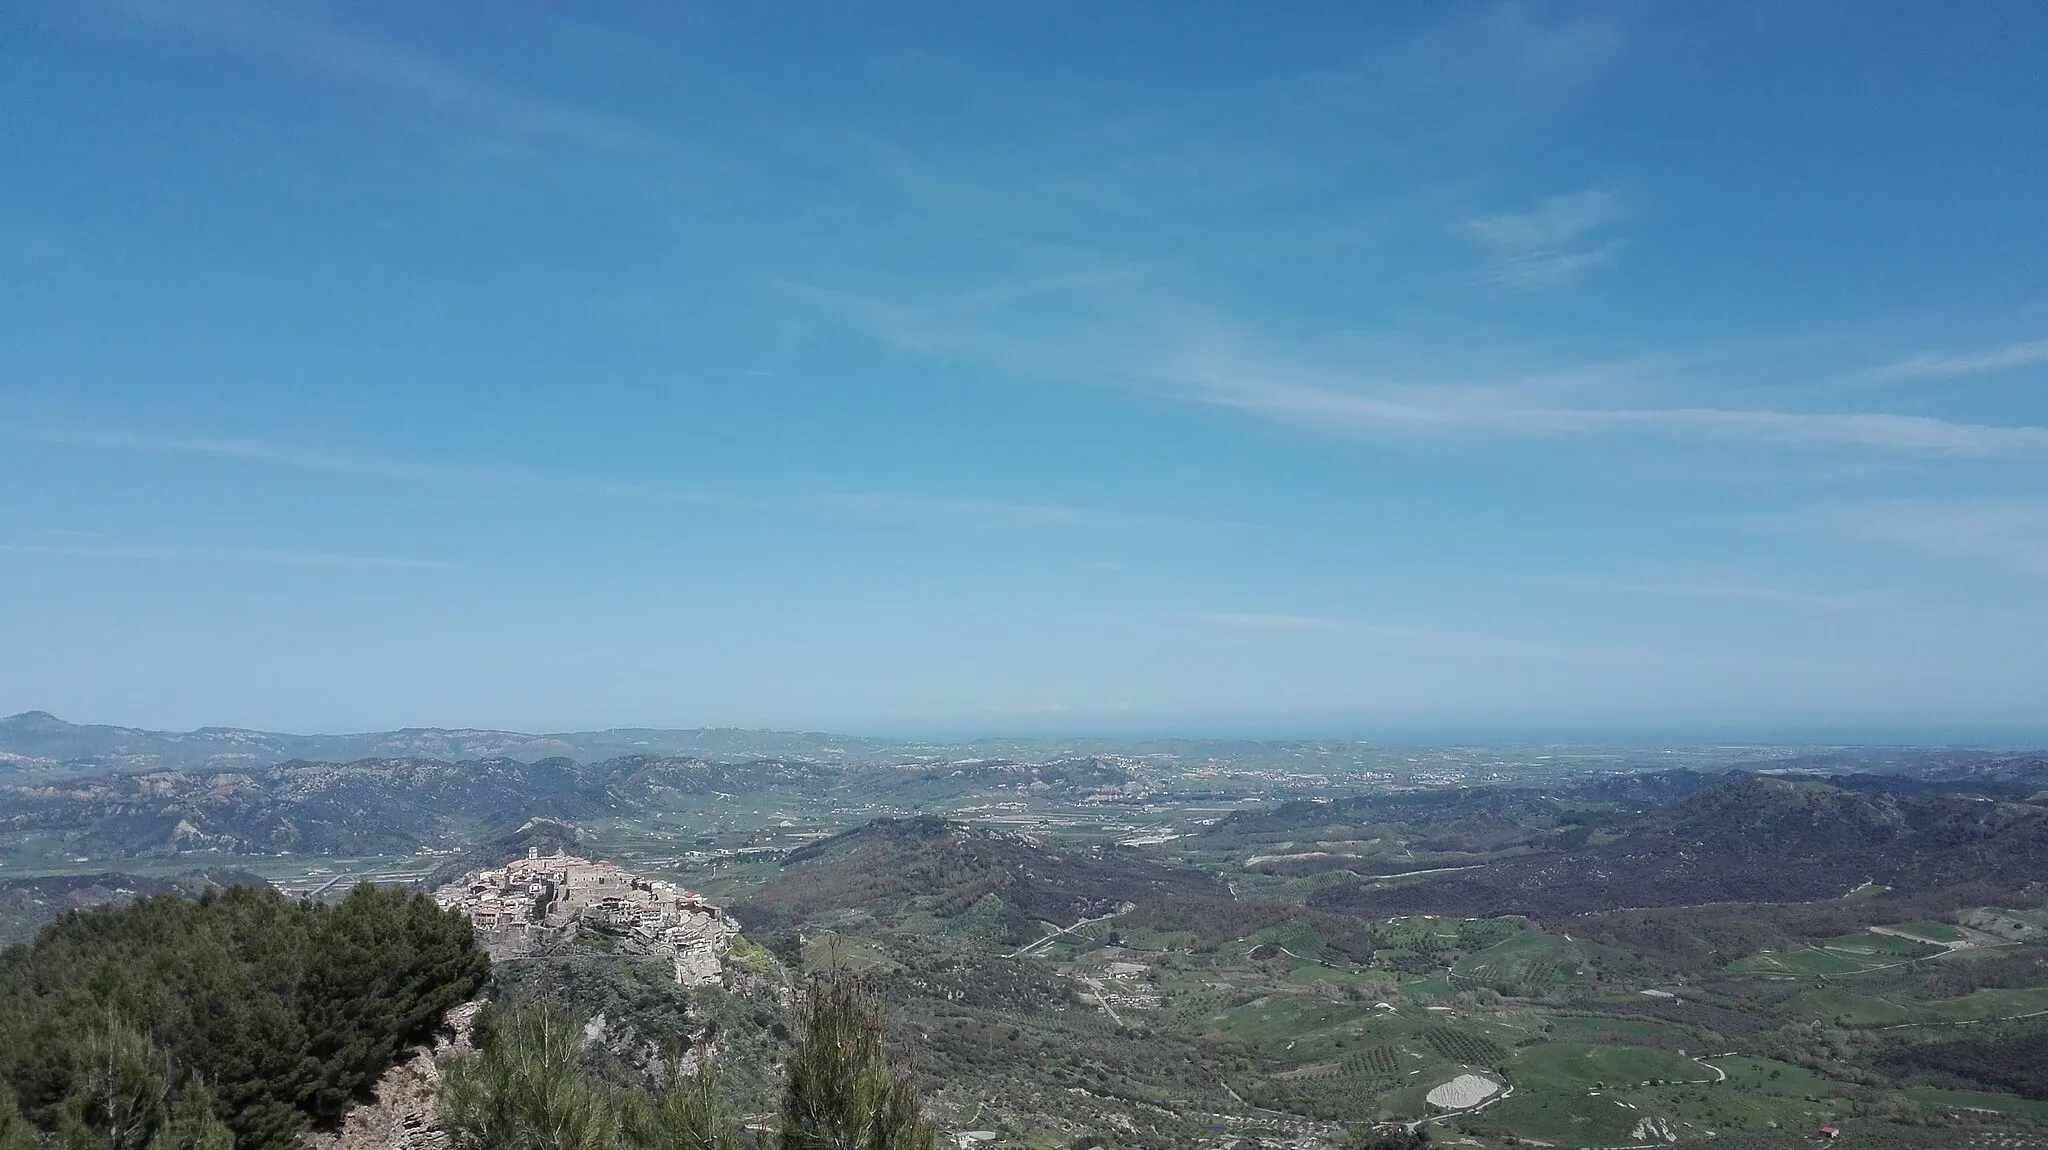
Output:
[1427, 1073, 1501, 1110]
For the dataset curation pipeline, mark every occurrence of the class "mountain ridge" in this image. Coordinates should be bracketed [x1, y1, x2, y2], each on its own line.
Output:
[1311, 771, 2048, 921]
[0, 711, 933, 770]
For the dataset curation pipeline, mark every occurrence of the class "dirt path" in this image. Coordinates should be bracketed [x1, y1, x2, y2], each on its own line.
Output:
[1874, 1006, 2048, 1032]
[1007, 904, 1131, 958]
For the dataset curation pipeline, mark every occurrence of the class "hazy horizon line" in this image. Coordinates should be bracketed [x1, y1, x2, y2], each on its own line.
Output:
[6, 708, 2045, 752]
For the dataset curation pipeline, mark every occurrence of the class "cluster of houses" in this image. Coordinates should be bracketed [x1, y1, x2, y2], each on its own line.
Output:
[433, 848, 737, 984]
[1073, 959, 1163, 1020]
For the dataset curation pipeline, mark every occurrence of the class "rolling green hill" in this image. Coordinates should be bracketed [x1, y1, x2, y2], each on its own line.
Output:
[733, 815, 1228, 946]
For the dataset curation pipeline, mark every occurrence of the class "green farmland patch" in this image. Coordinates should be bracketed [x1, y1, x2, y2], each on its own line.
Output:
[1885, 921, 1967, 943]
[1816, 930, 1945, 959]
[1545, 1014, 1686, 1043]
[1785, 988, 1917, 1026]
[1457, 1091, 1646, 1146]
[1511, 1043, 1712, 1091]
[1205, 992, 1369, 1046]
[1715, 1056, 1837, 1098]
[1449, 929, 1585, 997]
[1920, 985, 2048, 1022]
[1420, 1025, 1510, 1068]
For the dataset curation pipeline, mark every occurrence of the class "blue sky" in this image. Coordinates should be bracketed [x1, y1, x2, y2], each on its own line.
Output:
[4, 2, 2047, 739]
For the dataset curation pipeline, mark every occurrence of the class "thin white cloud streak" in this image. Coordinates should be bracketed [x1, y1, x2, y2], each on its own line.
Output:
[104, 0, 654, 151]
[5, 425, 1179, 534]
[1468, 189, 1625, 290]
[1480, 239, 1623, 290]
[1777, 503, 2048, 576]
[1174, 368, 2048, 457]
[821, 7, 1625, 245]
[0, 543, 450, 569]
[1469, 189, 1623, 249]
[1867, 339, 2048, 381]
[792, 274, 2048, 459]
[10, 426, 492, 484]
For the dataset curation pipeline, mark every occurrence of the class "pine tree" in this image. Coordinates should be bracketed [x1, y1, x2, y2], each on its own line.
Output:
[440, 1001, 624, 1150]
[67, 1014, 174, 1150]
[623, 1052, 740, 1150]
[778, 972, 937, 1150]
[147, 1081, 234, 1150]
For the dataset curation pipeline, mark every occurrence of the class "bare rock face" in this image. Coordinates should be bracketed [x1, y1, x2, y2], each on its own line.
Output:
[302, 1001, 485, 1150]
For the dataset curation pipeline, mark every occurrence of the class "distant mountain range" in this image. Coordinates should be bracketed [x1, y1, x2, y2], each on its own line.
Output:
[0, 710, 934, 771]
[1, 710, 1714, 774]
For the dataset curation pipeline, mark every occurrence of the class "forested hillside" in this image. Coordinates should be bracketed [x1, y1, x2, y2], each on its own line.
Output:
[736, 815, 1227, 946]
[1311, 774, 2048, 919]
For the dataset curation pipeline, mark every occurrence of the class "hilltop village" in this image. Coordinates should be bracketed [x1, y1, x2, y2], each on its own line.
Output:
[433, 848, 736, 984]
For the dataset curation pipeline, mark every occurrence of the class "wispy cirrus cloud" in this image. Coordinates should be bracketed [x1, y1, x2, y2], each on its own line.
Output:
[103, 0, 654, 151]
[1480, 241, 1625, 291]
[794, 268, 2048, 459]
[9, 425, 492, 484]
[798, 270, 2048, 458]
[0, 542, 450, 569]
[5, 425, 1177, 534]
[1866, 338, 2048, 381]
[813, 6, 1626, 248]
[1168, 360, 2048, 457]
[1468, 189, 1626, 290]
[1469, 190, 1623, 248]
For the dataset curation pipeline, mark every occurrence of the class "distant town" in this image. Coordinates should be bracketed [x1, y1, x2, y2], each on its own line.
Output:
[433, 848, 737, 985]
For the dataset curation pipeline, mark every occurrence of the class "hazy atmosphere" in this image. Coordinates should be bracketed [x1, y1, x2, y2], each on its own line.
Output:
[9, 11, 2048, 1148]
[5, 2, 2046, 738]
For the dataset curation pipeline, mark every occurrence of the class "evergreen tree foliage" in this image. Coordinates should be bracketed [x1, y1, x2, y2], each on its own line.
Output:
[67, 1014, 174, 1150]
[442, 979, 936, 1150]
[625, 1055, 741, 1150]
[148, 1082, 235, 1150]
[302, 884, 498, 1122]
[440, 1001, 625, 1150]
[441, 1003, 743, 1150]
[0, 882, 489, 1150]
[778, 972, 938, 1150]
[0, 1081, 42, 1150]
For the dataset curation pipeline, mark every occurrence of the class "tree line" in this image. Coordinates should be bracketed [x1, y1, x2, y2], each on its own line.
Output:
[0, 883, 489, 1150]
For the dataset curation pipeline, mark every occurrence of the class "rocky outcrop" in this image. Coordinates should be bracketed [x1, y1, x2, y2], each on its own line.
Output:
[302, 1001, 484, 1150]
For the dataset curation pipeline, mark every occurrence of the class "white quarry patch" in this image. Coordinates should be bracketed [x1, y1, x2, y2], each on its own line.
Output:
[1630, 1115, 1678, 1143]
[1426, 1073, 1501, 1110]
